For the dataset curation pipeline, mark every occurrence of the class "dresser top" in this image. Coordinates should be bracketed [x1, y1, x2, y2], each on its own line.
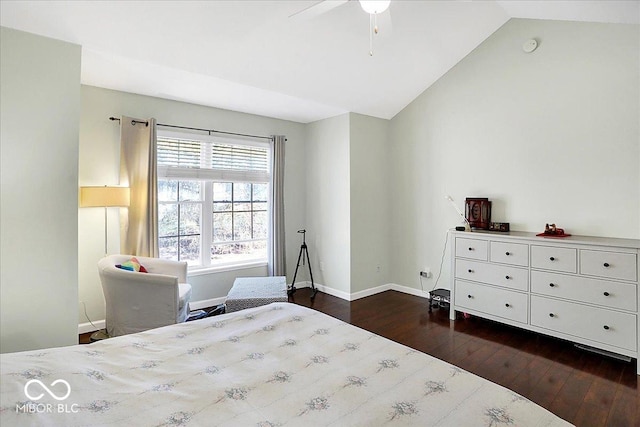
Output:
[451, 230, 640, 250]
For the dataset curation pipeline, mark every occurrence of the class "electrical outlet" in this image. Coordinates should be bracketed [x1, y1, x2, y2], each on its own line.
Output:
[420, 269, 432, 278]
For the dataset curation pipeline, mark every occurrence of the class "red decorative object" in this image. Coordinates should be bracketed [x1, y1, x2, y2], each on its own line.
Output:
[536, 232, 572, 238]
[536, 223, 571, 238]
[465, 198, 491, 230]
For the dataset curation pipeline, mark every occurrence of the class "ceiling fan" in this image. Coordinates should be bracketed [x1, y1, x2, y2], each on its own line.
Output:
[289, 0, 393, 56]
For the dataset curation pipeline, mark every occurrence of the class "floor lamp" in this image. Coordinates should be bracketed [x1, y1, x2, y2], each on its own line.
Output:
[80, 186, 130, 255]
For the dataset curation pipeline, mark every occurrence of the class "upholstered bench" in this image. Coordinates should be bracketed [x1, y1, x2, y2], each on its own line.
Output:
[225, 276, 288, 312]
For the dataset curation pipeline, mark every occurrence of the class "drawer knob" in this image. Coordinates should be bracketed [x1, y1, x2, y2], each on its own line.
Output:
[467, 294, 473, 299]
[603, 262, 610, 268]
[603, 325, 610, 330]
[468, 269, 473, 273]
[549, 313, 555, 318]
[505, 251, 510, 256]
[549, 256, 555, 261]
[505, 275, 510, 280]
[505, 303, 510, 308]
[468, 247, 473, 251]
[549, 283, 555, 288]
[603, 291, 610, 297]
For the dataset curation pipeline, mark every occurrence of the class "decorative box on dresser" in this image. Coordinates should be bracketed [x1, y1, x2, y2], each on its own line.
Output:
[449, 230, 640, 375]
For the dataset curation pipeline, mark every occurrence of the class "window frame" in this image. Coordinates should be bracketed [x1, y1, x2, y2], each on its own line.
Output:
[157, 130, 272, 272]
[157, 180, 204, 266]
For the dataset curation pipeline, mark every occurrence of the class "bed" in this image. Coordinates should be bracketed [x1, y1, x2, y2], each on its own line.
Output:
[1, 303, 572, 426]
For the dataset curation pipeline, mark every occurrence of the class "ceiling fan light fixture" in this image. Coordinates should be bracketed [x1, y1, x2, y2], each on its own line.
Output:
[359, 0, 391, 15]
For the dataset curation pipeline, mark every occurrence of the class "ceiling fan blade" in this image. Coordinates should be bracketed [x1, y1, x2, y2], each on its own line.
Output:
[288, 0, 349, 21]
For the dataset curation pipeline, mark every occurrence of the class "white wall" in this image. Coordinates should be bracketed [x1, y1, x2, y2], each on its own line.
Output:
[305, 114, 351, 294]
[350, 113, 391, 293]
[1, 27, 80, 352]
[389, 18, 640, 291]
[79, 85, 306, 325]
[4, 17, 638, 343]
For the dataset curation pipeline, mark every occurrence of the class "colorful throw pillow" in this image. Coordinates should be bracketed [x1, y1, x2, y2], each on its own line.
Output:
[116, 257, 148, 273]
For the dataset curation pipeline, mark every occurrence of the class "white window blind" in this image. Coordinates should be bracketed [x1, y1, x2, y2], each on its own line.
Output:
[158, 134, 270, 182]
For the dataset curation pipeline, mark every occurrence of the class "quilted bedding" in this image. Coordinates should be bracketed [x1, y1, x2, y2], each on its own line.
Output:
[0, 303, 572, 426]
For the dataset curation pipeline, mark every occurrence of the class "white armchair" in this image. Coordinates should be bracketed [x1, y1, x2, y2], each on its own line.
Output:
[98, 255, 192, 337]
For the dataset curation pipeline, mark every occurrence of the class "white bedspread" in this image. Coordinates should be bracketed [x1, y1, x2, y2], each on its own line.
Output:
[1, 303, 572, 426]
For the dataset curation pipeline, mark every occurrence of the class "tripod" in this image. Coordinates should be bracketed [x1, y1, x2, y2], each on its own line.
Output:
[289, 229, 317, 299]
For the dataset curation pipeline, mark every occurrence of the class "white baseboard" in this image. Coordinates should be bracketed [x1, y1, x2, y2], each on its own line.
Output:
[389, 283, 433, 299]
[79, 284, 441, 334]
[189, 296, 227, 310]
[78, 319, 105, 335]
[350, 284, 393, 301]
[294, 281, 433, 301]
[288, 281, 349, 300]
[313, 283, 352, 300]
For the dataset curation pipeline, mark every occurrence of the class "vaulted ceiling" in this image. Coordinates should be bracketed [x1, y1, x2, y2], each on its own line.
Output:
[1, 1, 638, 123]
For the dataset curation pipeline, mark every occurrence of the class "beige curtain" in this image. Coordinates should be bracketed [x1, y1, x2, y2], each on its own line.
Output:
[268, 135, 286, 276]
[119, 116, 158, 257]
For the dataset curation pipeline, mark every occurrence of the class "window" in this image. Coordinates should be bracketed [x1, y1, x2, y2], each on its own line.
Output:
[158, 180, 203, 264]
[211, 182, 268, 264]
[157, 131, 271, 269]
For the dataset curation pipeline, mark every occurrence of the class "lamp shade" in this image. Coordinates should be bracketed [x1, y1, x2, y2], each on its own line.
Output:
[80, 186, 130, 207]
[359, 0, 391, 14]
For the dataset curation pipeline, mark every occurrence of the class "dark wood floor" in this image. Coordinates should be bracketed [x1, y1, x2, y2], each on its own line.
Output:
[80, 289, 638, 426]
[289, 289, 638, 427]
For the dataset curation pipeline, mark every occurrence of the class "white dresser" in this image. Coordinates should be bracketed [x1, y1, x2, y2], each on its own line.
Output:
[449, 230, 640, 374]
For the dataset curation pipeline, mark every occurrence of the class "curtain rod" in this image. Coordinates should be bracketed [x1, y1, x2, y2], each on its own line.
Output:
[109, 117, 273, 141]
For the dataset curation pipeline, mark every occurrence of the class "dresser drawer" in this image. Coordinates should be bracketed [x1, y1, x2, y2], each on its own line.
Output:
[531, 271, 637, 312]
[531, 245, 577, 273]
[455, 280, 528, 324]
[456, 238, 488, 261]
[580, 250, 637, 282]
[456, 259, 529, 291]
[490, 241, 529, 267]
[530, 295, 637, 352]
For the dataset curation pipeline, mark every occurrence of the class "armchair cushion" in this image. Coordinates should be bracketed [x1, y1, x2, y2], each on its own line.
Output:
[116, 257, 148, 273]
